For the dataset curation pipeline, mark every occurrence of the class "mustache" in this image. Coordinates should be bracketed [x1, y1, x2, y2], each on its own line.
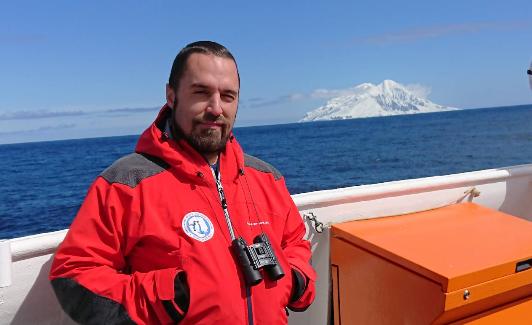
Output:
[194, 113, 226, 124]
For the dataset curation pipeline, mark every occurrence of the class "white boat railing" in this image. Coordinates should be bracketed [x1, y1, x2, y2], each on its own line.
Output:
[293, 163, 532, 210]
[0, 240, 12, 287]
[9, 229, 68, 262]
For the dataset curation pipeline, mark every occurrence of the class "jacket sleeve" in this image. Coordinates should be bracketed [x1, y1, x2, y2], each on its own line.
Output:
[278, 178, 317, 311]
[49, 177, 187, 325]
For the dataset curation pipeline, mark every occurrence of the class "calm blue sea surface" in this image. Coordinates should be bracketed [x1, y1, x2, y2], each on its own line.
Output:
[1, 105, 531, 239]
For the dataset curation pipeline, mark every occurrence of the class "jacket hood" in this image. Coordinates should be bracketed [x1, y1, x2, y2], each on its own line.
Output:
[135, 105, 245, 182]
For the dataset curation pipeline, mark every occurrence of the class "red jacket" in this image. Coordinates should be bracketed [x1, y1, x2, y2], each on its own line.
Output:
[49, 106, 316, 325]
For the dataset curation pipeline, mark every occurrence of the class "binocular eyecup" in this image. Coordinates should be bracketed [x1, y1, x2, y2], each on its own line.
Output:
[231, 233, 285, 287]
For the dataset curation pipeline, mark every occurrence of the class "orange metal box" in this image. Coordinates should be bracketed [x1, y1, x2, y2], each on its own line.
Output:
[330, 202, 532, 324]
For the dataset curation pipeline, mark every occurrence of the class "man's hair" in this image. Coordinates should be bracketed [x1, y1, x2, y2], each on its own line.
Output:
[168, 41, 239, 91]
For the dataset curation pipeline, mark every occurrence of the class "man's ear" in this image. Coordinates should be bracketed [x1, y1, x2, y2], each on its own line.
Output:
[166, 83, 175, 109]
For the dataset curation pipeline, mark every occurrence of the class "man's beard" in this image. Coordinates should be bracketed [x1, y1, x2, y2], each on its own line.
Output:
[185, 122, 230, 155]
[171, 112, 232, 156]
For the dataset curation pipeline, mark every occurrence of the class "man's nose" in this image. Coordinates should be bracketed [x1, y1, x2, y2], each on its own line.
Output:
[207, 94, 223, 116]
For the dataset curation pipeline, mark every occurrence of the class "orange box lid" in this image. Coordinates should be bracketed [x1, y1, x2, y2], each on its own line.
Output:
[331, 202, 532, 292]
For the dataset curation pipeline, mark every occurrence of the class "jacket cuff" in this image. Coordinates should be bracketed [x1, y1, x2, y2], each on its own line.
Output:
[289, 268, 307, 303]
[287, 264, 315, 312]
[162, 271, 189, 322]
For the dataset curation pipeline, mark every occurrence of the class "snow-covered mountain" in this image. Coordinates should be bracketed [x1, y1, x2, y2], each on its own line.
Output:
[300, 80, 457, 122]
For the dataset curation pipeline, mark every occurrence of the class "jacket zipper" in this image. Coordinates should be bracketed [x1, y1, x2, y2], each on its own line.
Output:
[211, 168, 254, 325]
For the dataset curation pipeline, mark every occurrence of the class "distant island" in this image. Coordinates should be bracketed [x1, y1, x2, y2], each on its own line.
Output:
[300, 80, 458, 122]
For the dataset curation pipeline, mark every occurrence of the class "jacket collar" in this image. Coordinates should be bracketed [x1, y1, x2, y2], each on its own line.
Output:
[135, 105, 244, 183]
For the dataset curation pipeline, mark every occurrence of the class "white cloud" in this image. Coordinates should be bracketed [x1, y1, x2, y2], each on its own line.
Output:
[351, 21, 532, 46]
[404, 84, 432, 99]
[243, 86, 362, 109]
[0, 110, 86, 120]
[0, 123, 76, 135]
[242, 94, 305, 109]
[0, 106, 160, 121]
[105, 107, 159, 113]
[310, 87, 360, 99]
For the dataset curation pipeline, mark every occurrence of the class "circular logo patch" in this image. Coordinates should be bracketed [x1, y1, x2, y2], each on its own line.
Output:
[182, 212, 214, 242]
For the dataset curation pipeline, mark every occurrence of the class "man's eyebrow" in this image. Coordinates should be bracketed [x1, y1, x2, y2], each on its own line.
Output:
[190, 83, 238, 95]
[190, 83, 210, 90]
[223, 89, 239, 96]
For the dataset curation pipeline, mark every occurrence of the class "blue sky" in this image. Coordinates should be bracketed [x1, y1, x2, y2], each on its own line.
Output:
[1, 0, 531, 144]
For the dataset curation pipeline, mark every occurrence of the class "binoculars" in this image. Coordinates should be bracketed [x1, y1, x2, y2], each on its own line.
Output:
[231, 233, 285, 286]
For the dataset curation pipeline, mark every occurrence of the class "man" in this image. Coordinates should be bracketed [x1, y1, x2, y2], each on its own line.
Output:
[49, 41, 316, 325]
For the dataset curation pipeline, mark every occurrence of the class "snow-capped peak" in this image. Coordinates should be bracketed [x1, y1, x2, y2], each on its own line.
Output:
[300, 80, 457, 122]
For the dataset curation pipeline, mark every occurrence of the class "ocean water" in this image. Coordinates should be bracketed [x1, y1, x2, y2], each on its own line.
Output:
[1, 105, 531, 239]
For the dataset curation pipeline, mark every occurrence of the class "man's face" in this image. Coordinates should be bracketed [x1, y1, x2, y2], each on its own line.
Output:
[166, 53, 239, 159]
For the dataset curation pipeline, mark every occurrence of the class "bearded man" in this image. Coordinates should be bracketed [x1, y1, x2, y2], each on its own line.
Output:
[49, 41, 316, 325]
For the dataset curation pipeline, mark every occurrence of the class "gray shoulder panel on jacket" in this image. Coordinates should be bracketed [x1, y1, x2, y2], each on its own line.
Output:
[100, 153, 169, 188]
[244, 154, 282, 180]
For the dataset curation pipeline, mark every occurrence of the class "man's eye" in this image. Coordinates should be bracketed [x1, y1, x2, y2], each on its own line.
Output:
[194, 90, 208, 95]
[222, 94, 235, 101]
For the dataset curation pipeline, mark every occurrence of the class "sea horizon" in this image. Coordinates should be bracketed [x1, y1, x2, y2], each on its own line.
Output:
[1, 103, 530, 146]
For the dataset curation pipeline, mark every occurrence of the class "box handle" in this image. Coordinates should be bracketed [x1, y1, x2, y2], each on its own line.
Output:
[515, 258, 532, 273]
